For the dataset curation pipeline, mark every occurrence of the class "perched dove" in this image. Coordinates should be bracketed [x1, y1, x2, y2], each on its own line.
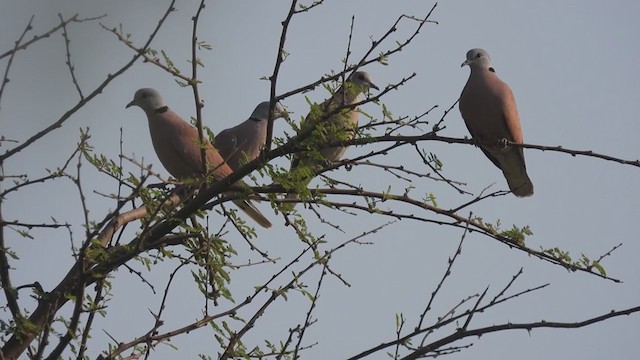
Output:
[459, 48, 534, 197]
[286, 71, 379, 204]
[214, 101, 287, 171]
[126, 88, 272, 228]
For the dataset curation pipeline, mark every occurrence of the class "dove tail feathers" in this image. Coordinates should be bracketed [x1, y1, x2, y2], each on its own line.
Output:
[233, 199, 272, 228]
[505, 172, 534, 197]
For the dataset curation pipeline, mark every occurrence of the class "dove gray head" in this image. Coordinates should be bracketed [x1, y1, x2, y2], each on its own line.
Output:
[126, 88, 167, 113]
[348, 71, 380, 91]
[249, 101, 288, 122]
[461, 48, 493, 69]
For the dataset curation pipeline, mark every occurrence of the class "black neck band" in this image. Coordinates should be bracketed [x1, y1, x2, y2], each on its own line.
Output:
[155, 106, 169, 114]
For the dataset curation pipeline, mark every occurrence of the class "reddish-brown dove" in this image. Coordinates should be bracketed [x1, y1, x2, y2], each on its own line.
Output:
[287, 71, 379, 204]
[127, 88, 272, 228]
[214, 101, 287, 171]
[459, 48, 534, 197]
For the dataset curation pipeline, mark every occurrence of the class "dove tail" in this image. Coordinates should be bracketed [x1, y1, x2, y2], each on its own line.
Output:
[505, 171, 534, 197]
[492, 147, 534, 198]
[233, 199, 272, 228]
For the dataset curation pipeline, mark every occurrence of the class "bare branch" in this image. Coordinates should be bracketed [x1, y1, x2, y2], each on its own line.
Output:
[258, 187, 622, 282]
[265, 0, 298, 152]
[291, 261, 327, 358]
[401, 306, 640, 360]
[0, 14, 105, 60]
[417, 217, 470, 329]
[58, 13, 84, 99]
[0, 15, 34, 113]
[0, 2, 177, 163]
[1, 2, 180, 357]
[190, 0, 208, 174]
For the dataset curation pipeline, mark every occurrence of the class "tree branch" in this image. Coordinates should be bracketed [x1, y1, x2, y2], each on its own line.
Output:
[401, 306, 640, 360]
[1, 2, 179, 357]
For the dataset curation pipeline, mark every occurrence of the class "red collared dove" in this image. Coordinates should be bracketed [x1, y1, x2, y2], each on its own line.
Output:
[287, 71, 379, 204]
[214, 101, 287, 171]
[126, 88, 272, 228]
[459, 48, 534, 197]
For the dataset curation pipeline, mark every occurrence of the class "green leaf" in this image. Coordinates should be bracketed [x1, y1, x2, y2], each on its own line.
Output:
[592, 262, 606, 276]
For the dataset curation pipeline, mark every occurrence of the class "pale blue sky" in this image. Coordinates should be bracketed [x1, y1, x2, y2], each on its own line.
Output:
[1, 1, 639, 359]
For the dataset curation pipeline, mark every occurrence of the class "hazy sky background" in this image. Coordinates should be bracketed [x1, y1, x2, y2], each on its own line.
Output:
[1, 1, 639, 359]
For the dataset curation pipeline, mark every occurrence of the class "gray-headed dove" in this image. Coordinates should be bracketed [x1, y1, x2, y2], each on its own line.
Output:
[286, 71, 379, 205]
[215, 101, 287, 171]
[459, 48, 534, 197]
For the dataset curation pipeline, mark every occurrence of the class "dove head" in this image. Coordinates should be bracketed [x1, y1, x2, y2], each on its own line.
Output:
[126, 88, 167, 113]
[250, 101, 288, 121]
[348, 71, 380, 91]
[461, 48, 493, 69]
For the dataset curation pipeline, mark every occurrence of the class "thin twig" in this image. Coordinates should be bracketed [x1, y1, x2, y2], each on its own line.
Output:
[292, 261, 328, 358]
[190, 0, 208, 174]
[265, 0, 298, 152]
[417, 216, 470, 329]
[0, 4, 176, 163]
[401, 306, 640, 360]
[58, 13, 84, 99]
[1, 2, 179, 357]
[257, 187, 622, 282]
[0, 15, 34, 113]
[0, 14, 106, 60]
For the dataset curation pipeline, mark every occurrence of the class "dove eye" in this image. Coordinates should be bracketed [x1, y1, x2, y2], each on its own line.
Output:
[475, 53, 482, 58]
